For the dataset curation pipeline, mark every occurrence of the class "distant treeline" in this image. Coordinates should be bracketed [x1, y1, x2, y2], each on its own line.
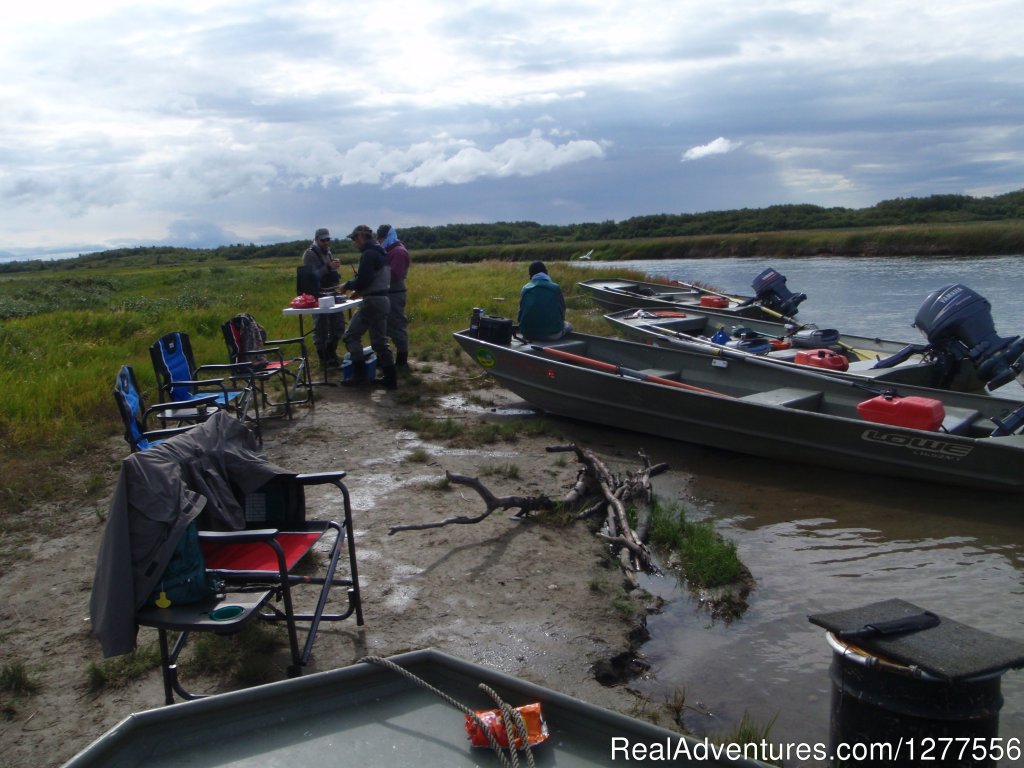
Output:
[3, 189, 1023, 273]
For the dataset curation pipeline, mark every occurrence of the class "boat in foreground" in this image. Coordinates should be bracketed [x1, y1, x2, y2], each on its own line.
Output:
[63, 649, 767, 767]
[454, 329, 1024, 493]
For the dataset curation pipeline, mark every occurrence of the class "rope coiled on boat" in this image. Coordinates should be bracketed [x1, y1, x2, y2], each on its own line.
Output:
[360, 655, 537, 768]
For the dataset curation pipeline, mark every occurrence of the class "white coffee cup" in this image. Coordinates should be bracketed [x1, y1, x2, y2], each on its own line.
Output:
[319, 295, 334, 309]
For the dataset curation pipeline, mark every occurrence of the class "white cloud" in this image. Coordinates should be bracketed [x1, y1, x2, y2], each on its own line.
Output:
[682, 137, 741, 162]
[377, 131, 605, 189]
[2, 0, 1024, 256]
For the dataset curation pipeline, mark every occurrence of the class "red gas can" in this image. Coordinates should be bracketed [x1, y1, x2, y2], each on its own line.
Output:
[794, 348, 849, 371]
[699, 295, 729, 308]
[857, 395, 946, 431]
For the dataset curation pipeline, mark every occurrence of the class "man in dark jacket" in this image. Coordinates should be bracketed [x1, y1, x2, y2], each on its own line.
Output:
[376, 224, 411, 368]
[340, 225, 397, 389]
[301, 227, 344, 368]
[517, 261, 572, 340]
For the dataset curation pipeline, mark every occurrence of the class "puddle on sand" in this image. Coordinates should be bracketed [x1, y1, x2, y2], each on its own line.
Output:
[439, 394, 537, 417]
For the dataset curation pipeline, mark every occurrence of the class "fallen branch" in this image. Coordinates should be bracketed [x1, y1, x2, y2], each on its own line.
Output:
[388, 444, 665, 584]
[547, 443, 660, 577]
[388, 471, 555, 534]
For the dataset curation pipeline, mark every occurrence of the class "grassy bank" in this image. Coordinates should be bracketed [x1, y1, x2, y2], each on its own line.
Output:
[0, 260, 633, 515]
[412, 220, 1024, 264]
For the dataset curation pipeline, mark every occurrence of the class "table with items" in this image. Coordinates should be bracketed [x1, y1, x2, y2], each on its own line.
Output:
[283, 298, 362, 386]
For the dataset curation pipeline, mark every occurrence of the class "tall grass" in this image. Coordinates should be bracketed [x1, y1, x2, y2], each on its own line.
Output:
[0, 259, 634, 513]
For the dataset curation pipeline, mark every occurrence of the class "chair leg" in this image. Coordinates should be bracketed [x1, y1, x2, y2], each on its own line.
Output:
[157, 628, 207, 705]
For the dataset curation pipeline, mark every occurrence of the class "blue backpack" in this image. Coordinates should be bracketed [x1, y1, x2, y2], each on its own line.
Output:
[148, 521, 221, 608]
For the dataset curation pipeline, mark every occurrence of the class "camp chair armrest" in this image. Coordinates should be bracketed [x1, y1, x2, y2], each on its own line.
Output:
[195, 362, 255, 376]
[265, 336, 306, 346]
[198, 528, 280, 543]
[141, 425, 197, 441]
[161, 377, 226, 389]
[294, 471, 347, 485]
[144, 394, 219, 416]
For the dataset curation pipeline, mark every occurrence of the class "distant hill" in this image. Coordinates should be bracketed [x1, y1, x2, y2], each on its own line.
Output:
[3, 189, 1022, 273]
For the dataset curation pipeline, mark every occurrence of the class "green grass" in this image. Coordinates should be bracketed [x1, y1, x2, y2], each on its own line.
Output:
[0, 662, 39, 695]
[85, 644, 162, 692]
[0, 259, 641, 520]
[647, 498, 743, 588]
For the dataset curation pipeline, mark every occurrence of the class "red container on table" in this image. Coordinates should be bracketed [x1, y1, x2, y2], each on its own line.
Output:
[794, 348, 849, 371]
[857, 395, 946, 431]
[699, 295, 729, 308]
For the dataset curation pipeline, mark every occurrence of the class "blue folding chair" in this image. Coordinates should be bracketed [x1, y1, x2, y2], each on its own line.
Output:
[113, 365, 218, 452]
[150, 331, 261, 444]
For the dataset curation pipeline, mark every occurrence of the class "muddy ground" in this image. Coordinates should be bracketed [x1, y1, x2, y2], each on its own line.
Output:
[0, 363, 682, 767]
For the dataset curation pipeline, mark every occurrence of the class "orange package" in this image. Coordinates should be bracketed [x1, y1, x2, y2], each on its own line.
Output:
[465, 702, 549, 749]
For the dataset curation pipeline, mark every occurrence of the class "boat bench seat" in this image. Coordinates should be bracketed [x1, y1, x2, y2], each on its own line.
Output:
[941, 406, 981, 435]
[664, 317, 708, 333]
[739, 387, 823, 410]
[542, 341, 588, 354]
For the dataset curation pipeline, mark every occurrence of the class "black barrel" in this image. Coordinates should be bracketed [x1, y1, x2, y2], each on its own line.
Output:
[827, 633, 1004, 767]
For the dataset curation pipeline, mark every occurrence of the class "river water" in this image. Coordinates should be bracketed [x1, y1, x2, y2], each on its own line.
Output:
[568, 255, 1024, 762]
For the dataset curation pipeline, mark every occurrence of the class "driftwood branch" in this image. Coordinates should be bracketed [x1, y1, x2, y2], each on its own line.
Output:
[388, 471, 555, 535]
[547, 443, 661, 579]
[387, 444, 667, 585]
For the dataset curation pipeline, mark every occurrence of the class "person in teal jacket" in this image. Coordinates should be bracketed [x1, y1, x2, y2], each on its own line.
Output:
[517, 261, 572, 340]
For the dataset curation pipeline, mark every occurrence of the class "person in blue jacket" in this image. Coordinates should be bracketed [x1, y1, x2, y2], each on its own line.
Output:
[517, 261, 572, 340]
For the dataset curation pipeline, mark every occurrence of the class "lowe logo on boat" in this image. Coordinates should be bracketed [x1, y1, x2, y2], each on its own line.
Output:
[475, 349, 498, 368]
[861, 429, 973, 459]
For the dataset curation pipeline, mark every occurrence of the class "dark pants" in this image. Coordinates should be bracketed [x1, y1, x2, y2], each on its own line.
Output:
[343, 295, 394, 367]
[314, 314, 344, 358]
[387, 290, 409, 357]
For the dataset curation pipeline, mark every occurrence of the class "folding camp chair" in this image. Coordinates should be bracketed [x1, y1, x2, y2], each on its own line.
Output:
[112, 365, 219, 452]
[94, 412, 362, 704]
[134, 471, 362, 704]
[221, 313, 312, 416]
[198, 471, 363, 676]
[150, 331, 261, 444]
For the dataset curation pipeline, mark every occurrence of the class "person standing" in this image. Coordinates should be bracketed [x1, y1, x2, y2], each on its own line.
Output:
[376, 224, 411, 368]
[340, 225, 397, 389]
[517, 261, 573, 340]
[301, 228, 344, 368]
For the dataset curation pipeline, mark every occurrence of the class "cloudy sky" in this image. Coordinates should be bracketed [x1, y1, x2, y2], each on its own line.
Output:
[2, 1, 1022, 261]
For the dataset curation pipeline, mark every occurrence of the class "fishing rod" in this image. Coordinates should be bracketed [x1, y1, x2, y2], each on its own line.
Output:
[636, 323, 897, 398]
[670, 280, 867, 357]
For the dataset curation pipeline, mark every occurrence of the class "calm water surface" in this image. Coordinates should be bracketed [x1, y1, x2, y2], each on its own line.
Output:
[569, 256, 1023, 762]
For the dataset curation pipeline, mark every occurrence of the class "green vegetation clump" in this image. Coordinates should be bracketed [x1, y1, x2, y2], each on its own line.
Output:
[647, 499, 742, 588]
[85, 645, 162, 693]
[0, 662, 39, 695]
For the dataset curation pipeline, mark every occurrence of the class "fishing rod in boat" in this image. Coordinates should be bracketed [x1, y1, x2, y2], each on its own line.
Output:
[636, 323, 898, 398]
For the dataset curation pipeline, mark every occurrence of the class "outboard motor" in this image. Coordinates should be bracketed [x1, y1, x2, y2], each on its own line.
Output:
[750, 267, 807, 317]
[913, 284, 1024, 390]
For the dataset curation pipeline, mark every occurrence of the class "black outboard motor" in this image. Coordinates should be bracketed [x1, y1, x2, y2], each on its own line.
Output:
[913, 284, 1024, 390]
[750, 267, 807, 317]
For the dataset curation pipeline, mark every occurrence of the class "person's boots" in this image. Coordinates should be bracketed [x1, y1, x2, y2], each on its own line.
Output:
[315, 345, 330, 371]
[341, 359, 367, 387]
[395, 348, 409, 368]
[377, 364, 398, 390]
[325, 341, 342, 368]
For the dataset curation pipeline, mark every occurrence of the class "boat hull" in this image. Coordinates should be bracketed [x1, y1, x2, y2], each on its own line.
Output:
[578, 277, 781, 320]
[602, 307, 987, 392]
[454, 331, 1024, 493]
